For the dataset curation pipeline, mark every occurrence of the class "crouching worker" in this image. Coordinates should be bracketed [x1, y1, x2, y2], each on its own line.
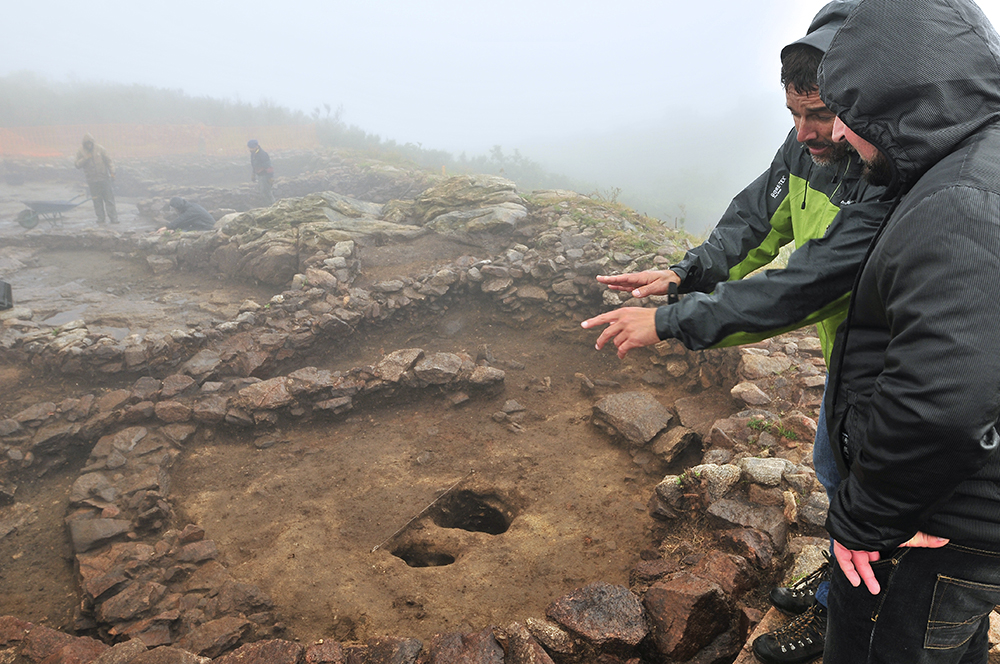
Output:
[155, 197, 216, 234]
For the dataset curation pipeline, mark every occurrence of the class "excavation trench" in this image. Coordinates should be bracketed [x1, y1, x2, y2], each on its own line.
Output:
[0, 176, 739, 648]
[168, 306, 700, 643]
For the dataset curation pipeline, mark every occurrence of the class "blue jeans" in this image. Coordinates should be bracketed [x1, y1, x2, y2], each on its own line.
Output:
[813, 383, 840, 608]
[825, 544, 999, 664]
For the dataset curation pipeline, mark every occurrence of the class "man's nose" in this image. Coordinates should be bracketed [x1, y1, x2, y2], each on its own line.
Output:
[832, 117, 848, 142]
[796, 120, 818, 144]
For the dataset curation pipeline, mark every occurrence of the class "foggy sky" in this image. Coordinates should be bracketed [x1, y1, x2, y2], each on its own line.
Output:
[13, 1, 1000, 151]
[6, 1, 1000, 231]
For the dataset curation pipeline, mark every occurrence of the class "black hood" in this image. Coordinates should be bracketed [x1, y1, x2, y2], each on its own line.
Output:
[169, 197, 188, 211]
[818, 0, 1000, 193]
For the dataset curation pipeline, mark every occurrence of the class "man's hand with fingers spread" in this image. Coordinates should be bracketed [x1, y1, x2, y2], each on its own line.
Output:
[596, 270, 680, 299]
[581, 307, 659, 359]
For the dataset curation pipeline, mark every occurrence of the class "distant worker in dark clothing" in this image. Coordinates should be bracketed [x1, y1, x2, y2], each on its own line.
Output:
[74, 133, 118, 224]
[247, 139, 275, 205]
[155, 197, 216, 233]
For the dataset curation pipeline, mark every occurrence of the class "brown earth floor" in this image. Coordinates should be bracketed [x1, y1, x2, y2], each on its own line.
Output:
[0, 177, 743, 644]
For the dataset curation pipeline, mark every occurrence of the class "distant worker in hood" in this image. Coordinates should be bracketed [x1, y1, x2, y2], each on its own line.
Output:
[247, 139, 275, 205]
[155, 197, 216, 233]
[814, 0, 1000, 662]
[74, 133, 117, 224]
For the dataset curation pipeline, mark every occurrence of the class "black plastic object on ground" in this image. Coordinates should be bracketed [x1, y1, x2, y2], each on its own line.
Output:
[0, 280, 12, 310]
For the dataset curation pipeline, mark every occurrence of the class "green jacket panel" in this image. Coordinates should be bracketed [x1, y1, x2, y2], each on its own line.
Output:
[658, 128, 890, 366]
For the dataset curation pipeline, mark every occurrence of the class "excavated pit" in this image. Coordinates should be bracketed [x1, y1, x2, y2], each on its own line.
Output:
[0, 172, 742, 647]
[430, 490, 514, 535]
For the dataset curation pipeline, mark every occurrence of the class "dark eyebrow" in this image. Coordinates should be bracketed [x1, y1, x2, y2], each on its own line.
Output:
[787, 104, 834, 115]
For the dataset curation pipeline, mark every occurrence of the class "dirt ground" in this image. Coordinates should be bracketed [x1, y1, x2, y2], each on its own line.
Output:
[0, 176, 738, 643]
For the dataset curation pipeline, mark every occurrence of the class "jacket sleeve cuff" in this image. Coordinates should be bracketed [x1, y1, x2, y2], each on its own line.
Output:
[654, 305, 673, 341]
[825, 487, 915, 552]
[669, 264, 690, 286]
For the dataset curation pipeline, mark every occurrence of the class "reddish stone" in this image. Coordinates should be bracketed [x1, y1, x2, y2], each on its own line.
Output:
[130, 645, 212, 663]
[184, 561, 232, 592]
[132, 376, 164, 402]
[38, 637, 108, 664]
[177, 540, 218, 563]
[87, 638, 148, 663]
[97, 582, 167, 623]
[82, 569, 129, 601]
[213, 639, 305, 664]
[546, 582, 648, 648]
[345, 637, 422, 663]
[499, 622, 556, 664]
[718, 528, 775, 570]
[643, 572, 732, 661]
[155, 401, 192, 423]
[691, 550, 756, 598]
[21, 623, 76, 661]
[97, 390, 132, 413]
[305, 640, 346, 663]
[109, 619, 174, 648]
[629, 559, 680, 588]
[780, 411, 818, 443]
[174, 616, 252, 658]
[178, 524, 205, 544]
[212, 580, 273, 615]
[237, 378, 294, 410]
[416, 629, 503, 663]
[124, 401, 157, 422]
[0, 615, 32, 644]
[192, 396, 228, 423]
[160, 375, 196, 399]
[747, 484, 785, 506]
[708, 416, 752, 449]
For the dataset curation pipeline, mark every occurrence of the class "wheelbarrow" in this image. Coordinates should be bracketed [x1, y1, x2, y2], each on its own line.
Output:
[16, 195, 91, 229]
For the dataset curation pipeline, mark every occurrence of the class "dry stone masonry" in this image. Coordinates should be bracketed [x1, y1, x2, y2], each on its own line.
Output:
[5, 152, 1000, 663]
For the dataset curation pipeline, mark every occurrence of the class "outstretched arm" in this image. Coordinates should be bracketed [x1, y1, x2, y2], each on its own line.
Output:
[596, 270, 680, 298]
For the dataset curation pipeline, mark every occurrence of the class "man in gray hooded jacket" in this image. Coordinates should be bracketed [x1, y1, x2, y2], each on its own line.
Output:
[816, 0, 1000, 662]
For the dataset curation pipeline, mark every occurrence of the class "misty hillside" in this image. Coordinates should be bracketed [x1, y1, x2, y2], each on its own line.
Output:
[527, 96, 792, 232]
[0, 73, 793, 235]
[0, 73, 590, 197]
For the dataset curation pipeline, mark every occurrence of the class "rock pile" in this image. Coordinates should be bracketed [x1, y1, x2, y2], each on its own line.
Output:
[8, 155, 996, 662]
[0, 326, 844, 663]
[0, 175, 693, 381]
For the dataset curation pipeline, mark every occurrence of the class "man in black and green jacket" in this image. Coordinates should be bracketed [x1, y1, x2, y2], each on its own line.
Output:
[582, 3, 891, 662]
[583, 2, 887, 368]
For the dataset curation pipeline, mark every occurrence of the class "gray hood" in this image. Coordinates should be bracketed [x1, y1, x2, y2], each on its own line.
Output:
[818, 0, 1000, 193]
[781, 1, 859, 60]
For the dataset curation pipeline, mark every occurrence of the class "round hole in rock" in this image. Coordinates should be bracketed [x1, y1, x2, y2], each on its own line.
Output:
[391, 544, 456, 568]
[431, 490, 512, 535]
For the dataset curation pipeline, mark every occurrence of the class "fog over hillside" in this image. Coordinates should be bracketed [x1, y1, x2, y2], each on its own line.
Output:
[4, 0, 1000, 234]
[525, 96, 790, 232]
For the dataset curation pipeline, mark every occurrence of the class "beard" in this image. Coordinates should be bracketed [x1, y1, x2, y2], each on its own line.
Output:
[807, 140, 851, 167]
[861, 151, 893, 186]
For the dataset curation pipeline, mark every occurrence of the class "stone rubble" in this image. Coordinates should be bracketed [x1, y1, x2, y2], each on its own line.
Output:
[4, 155, 1000, 663]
